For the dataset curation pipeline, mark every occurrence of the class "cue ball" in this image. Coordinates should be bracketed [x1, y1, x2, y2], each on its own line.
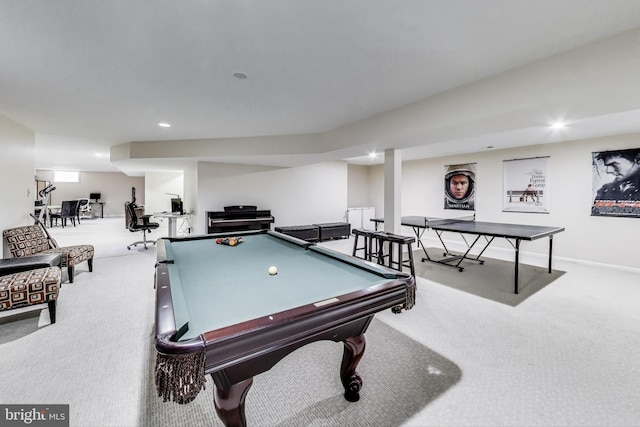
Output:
[268, 266, 278, 275]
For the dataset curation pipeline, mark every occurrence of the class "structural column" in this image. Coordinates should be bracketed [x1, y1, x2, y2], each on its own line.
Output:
[383, 148, 401, 234]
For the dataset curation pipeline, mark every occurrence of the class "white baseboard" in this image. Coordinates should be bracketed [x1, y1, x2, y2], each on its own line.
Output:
[419, 237, 640, 274]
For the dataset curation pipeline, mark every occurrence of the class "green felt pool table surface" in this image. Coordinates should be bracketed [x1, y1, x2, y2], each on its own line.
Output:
[159, 231, 397, 340]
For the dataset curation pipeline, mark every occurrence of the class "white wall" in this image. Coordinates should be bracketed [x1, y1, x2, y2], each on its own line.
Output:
[144, 171, 186, 236]
[347, 164, 370, 208]
[194, 161, 348, 234]
[183, 164, 198, 220]
[34, 170, 144, 218]
[0, 114, 35, 257]
[144, 171, 184, 215]
[363, 133, 640, 271]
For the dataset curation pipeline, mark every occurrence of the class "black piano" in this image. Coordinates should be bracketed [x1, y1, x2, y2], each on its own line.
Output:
[206, 205, 275, 234]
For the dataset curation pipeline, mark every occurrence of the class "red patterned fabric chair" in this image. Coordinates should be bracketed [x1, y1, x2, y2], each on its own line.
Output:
[0, 267, 61, 323]
[2, 224, 94, 283]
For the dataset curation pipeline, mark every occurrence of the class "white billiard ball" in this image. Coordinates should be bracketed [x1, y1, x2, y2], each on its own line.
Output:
[268, 266, 278, 275]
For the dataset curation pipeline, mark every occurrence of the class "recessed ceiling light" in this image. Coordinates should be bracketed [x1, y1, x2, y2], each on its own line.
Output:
[158, 122, 171, 128]
[233, 72, 248, 80]
[368, 151, 378, 159]
[550, 121, 566, 129]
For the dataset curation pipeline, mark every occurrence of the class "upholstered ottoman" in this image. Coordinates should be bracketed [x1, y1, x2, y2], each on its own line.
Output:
[0, 267, 61, 323]
[274, 225, 320, 242]
[314, 222, 351, 241]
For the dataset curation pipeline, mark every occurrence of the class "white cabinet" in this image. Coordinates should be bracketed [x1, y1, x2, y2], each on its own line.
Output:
[346, 207, 375, 230]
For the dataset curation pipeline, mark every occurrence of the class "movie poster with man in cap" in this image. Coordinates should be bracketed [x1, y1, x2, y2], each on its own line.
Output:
[444, 163, 476, 210]
[591, 147, 640, 217]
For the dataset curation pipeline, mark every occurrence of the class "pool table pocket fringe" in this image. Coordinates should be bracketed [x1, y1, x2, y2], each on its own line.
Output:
[155, 348, 206, 404]
[405, 280, 416, 310]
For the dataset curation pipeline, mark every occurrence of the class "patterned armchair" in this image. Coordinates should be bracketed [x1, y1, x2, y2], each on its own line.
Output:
[2, 224, 94, 283]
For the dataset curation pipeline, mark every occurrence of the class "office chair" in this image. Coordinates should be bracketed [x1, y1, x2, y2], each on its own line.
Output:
[125, 202, 159, 250]
[77, 198, 92, 219]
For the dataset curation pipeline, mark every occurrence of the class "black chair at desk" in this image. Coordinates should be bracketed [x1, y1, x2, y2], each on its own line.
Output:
[125, 202, 159, 250]
[50, 200, 79, 228]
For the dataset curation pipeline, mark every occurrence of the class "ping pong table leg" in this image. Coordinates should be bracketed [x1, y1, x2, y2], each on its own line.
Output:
[548, 235, 553, 273]
[412, 226, 434, 263]
[514, 239, 521, 294]
[466, 236, 495, 263]
[434, 230, 450, 256]
[420, 250, 432, 262]
[451, 235, 482, 270]
[419, 232, 433, 262]
[412, 226, 426, 249]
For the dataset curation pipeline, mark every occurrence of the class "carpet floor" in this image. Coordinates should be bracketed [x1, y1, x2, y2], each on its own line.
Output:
[142, 318, 461, 427]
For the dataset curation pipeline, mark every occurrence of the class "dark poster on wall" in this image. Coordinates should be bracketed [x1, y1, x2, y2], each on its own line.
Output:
[591, 148, 640, 217]
[444, 163, 476, 211]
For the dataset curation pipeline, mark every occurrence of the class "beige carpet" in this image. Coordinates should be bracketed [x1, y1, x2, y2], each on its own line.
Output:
[141, 318, 461, 427]
[0, 310, 43, 344]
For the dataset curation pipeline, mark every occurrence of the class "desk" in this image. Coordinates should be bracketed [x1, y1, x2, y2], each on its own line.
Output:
[90, 201, 105, 218]
[372, 216, 564, 294]
[34, 205, 60, 227]
[153, 212, 192, 237]
[154, 230, 415, 427]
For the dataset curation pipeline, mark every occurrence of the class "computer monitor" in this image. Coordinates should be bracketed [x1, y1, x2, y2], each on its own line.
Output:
[171, 198, 183, 214]
[90, 192, 101, 202]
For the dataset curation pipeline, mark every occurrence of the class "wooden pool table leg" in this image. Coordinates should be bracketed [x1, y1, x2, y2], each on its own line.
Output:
[341, 334, 366, 402]
[213, 377, 253, 427]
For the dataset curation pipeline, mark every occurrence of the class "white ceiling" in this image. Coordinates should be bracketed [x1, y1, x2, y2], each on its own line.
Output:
[2, 0, 640, 173]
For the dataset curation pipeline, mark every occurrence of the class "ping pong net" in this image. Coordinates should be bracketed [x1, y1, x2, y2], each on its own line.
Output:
[424, 213, 476, 227]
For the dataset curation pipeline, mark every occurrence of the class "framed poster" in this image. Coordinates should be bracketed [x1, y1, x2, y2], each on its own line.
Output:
[444, 163, 476, 211]
[503, 156, 549, 213]
[591, 148, 640, 217]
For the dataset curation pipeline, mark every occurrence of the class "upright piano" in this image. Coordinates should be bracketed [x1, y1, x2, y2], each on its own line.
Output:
[206, 205, 275, 234]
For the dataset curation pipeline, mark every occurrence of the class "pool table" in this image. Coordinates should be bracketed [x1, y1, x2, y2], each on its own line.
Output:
[154, 230, 415, 427]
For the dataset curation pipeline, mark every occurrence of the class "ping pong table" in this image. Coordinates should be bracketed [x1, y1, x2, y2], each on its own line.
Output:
[371, 216, 564, 294]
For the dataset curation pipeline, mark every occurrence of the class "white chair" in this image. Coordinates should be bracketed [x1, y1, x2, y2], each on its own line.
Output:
[76, 198, 92, 219]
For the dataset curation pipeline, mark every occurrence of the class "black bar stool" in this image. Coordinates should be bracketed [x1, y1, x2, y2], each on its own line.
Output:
[352, 228, 375, 261]
[371, 231, 416, 277]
